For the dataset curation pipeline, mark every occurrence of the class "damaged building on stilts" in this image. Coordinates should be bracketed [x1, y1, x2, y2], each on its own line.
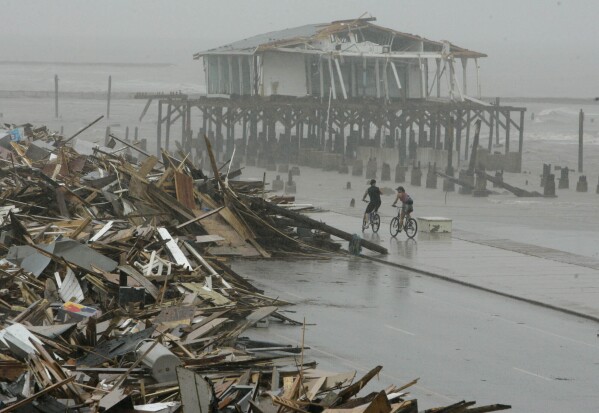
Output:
[140, 16, 526, 183]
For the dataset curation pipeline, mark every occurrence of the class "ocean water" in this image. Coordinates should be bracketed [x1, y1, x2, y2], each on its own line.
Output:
[1, 61, 599, 174]
[0, 60, 204, 94]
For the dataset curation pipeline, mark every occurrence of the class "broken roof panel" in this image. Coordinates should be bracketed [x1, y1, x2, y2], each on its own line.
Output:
[195, 23, 326, 56]
[194, 17, 486, 58]
[7, 239, 118, 276]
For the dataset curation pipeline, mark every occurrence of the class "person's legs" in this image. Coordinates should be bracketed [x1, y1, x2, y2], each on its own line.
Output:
[364, 203, 374, 225]
[399, 205, 406, 226]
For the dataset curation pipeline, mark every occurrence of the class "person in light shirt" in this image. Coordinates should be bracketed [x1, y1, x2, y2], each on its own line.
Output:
[391, 186, 413, 229]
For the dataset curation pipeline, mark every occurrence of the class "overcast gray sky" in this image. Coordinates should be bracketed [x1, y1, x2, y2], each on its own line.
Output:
[2, 0, 598, 97]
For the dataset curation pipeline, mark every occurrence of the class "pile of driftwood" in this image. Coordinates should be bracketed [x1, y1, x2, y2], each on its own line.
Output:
[0, 122, 507, 413]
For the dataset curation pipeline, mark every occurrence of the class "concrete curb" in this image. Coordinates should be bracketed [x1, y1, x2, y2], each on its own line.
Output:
[359, 253, 599, 324]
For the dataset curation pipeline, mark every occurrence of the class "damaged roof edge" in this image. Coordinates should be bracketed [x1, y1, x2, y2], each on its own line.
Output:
[193, 17, 486, 59]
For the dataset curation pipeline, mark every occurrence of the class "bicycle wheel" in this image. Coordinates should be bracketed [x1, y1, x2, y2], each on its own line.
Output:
[371, 213, 380, 233]
[362, 215, 369, 231]
[405, 218, 418, 239]
[390, 217, 400, 237]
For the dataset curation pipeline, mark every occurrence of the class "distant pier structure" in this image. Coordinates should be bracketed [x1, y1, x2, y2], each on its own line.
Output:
[138, 17, 526, 172]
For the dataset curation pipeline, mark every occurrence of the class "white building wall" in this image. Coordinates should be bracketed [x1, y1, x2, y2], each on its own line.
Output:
[408, 64, 423, 98]
[261, 52, 307, 97]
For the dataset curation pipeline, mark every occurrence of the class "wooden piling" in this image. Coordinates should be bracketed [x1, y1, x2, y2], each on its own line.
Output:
[494, 97, 500, 145]
[156, 101, 162, 155]
[505, 110, 510, 154]
[186, 102, 192, 152]
[165, 103, 172, 151]
[518, 110, 524, 170]
[465, 110, 471, 160]
[488, 111, 494, 151]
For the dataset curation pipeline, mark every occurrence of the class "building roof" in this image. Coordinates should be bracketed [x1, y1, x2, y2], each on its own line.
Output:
[196, 23, 327, 56]
[193, 17, 486, 59]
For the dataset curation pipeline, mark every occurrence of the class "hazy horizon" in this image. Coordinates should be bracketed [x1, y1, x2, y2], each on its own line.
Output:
[2, 0, 598, 98]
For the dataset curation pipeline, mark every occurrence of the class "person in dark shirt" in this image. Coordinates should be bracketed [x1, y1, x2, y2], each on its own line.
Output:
[391, 186, 414, 228]
[362, 179, 382, 224]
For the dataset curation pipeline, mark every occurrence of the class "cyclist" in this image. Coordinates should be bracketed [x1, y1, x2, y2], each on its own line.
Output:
[391, 186, 413, 229]
[362, 179, 382, 225]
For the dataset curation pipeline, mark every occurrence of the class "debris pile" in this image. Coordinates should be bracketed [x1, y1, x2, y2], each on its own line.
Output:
[0, 122, 507, 413]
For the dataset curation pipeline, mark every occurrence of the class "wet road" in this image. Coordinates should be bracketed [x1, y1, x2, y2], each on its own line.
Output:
[234, 256, 599, 413]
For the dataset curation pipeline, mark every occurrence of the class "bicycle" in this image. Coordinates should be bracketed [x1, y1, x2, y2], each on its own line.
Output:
[390, 206, 417, 239]
[362, 201, 380, 233]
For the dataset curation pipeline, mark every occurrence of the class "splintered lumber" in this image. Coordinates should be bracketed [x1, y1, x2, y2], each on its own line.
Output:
[334, 365, 383, 406]
[0, 376, 75, 413]
[467, 119, 482, 173]
[0, 121, 511, 413]
[174, 170, 196, 210]
[176, 206, 224, 229]
[423, 400, 475, 413]
[434, 171, 476, 191]
[176, 367, 214, 413]
[63, 115, 104, 144]
[241, 195, 388, 255]
[464, 405, 512, 413]
[475, 170, 542, 197]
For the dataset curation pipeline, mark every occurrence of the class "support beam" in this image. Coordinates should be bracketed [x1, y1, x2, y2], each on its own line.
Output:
[475, 58, 481, 98]
[383, 60, 390, 100]
[165, 103, 172, 151]
[375, 59, 381, 99]
[488, 111, 494, 151]
[228, 56, 233, 94]
[518, 110, 525, 155]
[238, 56, 244, 95]
[495, 97, 500, 145]
[319, 57, 324, 99]
[390, 61, 402, 92]
[327, 55, 337, 100]
[424, 58, 429, 98]
[505, 110, 511, 154]
[461, 58, 468, 96]
[465, 110, 472, 160]
[350, 60, 357, 97]
[157, 100, 163, 156]
[186, 102, 192, 151]
[334, 57, 348, 99]
[435, 58, 441, 98]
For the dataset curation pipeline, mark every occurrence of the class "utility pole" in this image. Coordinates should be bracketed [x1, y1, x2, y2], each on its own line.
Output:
[106, 75, 112, 119]
[54, 75, 59, 118]
[578, 109, 584, 173]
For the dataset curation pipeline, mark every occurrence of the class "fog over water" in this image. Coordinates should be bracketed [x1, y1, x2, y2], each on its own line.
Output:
[1, 0, 599, 97]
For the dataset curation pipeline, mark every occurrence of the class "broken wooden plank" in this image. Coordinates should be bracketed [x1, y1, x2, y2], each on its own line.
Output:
[240, 195, 388, 255]
[0, 376, 75, 413]
[174, 170, 196, 210]
[175, 206, 224, 229]
[157, 227, 192, 270]
[176, 366, 214, 413]
[118, 265, 160, 300]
